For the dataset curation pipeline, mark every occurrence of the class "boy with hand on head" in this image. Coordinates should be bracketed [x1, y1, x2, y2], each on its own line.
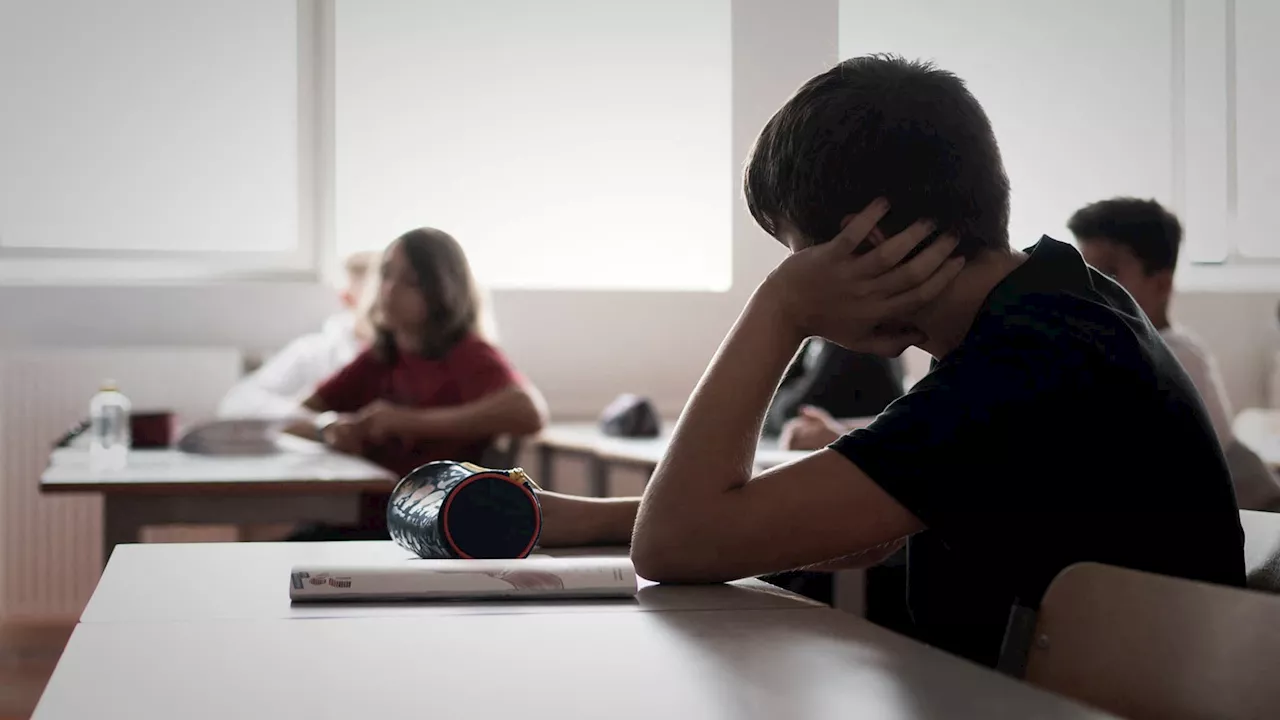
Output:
[1070, 198, 1280, 510]
[536, 54, 1244, 668]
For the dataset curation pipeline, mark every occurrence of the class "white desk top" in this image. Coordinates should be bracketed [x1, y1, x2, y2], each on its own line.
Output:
[42, 436, 395, 493]
[1235, 408, 1280, 470]
[38, 610, 1114, 720]
[81, 541, 821, 623]
[538, 422, 812, 470]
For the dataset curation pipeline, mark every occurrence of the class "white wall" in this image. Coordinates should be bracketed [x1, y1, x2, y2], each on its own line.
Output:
[0, 0, 1276, 419]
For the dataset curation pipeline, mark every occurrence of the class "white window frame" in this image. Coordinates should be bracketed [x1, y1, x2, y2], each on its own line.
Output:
[1175, 0, 1280, 292]
[0, 0, 327, 285]
[3, 0, 1277, 291]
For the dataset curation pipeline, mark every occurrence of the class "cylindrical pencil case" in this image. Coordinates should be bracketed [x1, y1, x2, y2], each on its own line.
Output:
[387, 461, 542, 559]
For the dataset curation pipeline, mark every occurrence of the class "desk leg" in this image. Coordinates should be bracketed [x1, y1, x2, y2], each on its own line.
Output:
[589, 457, 609, 498]
[832, 569, 866, 617]
[102, 497, 143, 567]
[537, 445, 555, 492]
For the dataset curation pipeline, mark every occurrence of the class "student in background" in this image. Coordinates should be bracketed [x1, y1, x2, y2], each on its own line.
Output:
[764, 339, 903, 450]
[533, 55, 1244, 668]
[288, 227, 548, 539]
[1070, 197, 1280, 510]
[218, 252, 378, 419]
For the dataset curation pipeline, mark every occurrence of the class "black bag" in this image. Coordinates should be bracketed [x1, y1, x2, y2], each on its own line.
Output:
[599, 393, 661, 438]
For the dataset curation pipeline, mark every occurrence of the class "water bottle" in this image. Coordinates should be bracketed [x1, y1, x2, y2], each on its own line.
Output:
[89, 380, 131, 471]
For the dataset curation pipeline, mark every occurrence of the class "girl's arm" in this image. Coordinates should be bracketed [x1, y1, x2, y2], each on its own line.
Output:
[363, 383, 548, 441]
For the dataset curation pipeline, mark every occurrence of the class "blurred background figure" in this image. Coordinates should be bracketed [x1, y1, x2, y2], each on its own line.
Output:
[218, 251, 378, 419]
[768, 338, 905, 451]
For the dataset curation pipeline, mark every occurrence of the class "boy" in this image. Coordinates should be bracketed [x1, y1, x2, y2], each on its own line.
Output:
[218, 251, 378, 418]
[537, 54, 1244, 668]
[1069, 198, 1280, 510]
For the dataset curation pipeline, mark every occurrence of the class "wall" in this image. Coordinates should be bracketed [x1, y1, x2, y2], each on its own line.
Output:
[0, 0, 1275, 420]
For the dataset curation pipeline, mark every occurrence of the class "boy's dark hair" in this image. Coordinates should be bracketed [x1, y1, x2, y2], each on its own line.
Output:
[743, 54, 1011, 258]
[1067, 198, 1182, 275]
[373, 227, 482, 361]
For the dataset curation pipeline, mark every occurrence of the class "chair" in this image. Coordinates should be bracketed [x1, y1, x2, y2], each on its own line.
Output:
[1024, 562, 1280, 720]
[1242, 509, 1280, 593]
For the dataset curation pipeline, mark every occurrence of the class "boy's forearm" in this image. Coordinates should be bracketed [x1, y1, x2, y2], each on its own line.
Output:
[635, 290, 802, 545]
[536, 492, 640, 548]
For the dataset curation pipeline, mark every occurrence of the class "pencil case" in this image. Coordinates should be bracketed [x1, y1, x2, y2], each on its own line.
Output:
[387, 461, 542, 559]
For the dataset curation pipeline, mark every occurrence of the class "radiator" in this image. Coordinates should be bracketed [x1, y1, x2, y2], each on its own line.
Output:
[0, 348, 241, 620]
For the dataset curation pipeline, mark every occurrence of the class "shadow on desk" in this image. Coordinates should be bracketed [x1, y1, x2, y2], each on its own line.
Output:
[644, 607, 1092, 720]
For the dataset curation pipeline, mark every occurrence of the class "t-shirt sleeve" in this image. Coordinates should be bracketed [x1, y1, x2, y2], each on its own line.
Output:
[1165, 335, 1235, 450]
[828, 345, 1062, 532]
[313, 350, 382, 413]
[450, 339, 522, 402]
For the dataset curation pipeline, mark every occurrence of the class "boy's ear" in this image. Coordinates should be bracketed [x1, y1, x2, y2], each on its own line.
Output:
[1153, 270, 1175, 298]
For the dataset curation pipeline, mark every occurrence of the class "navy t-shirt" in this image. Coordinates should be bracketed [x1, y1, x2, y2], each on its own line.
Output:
[830, 237, 1245, 667]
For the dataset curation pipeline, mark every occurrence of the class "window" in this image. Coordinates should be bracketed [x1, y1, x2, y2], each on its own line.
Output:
[1229, 0, 1280, 260]
[333, 0, 733, 291]
[0, 0, 307, 280]
[838, 0, 1175, 253]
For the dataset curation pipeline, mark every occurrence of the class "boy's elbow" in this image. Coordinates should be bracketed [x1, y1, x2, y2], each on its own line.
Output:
[630, 538, 683, 583]
[630, 522, 727, 585]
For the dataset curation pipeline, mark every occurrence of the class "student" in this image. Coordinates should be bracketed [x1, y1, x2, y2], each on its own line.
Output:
[289, 227, 548, 538]
[535, 54, 1245, 668]
[218, 252, 378, 419]
[764, 339, 903, 449]
[1069, 198, 1280, 510]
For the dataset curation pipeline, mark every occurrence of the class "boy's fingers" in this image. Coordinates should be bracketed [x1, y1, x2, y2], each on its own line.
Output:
[883, 256, 966, 316]
[857, 219, 937, 276]
[867, 234, 960, 297]
[831, 198, 892, 255]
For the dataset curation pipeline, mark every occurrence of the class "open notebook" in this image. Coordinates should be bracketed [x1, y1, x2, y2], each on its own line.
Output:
[289, 555, 638, 603]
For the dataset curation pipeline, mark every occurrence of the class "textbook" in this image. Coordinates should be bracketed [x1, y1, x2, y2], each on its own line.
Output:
[289, 555, 638, 603]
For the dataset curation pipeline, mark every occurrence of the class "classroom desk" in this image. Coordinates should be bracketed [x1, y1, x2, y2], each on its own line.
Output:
[81, 541, 823, 623]
[36, 609, 1116, 719]
[41, 436, 395, 565]
[1235, 408, 1280, 471]
[1242, 508, 1280, 592]
[534, 421, 811, 496]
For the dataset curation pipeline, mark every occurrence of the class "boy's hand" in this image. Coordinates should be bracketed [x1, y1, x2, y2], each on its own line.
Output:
[760, 198, 964, 356]
[780, 406, 845, 451]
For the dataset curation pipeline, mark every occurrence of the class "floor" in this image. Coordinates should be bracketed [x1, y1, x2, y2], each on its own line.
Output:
[0, 621, 75, 720]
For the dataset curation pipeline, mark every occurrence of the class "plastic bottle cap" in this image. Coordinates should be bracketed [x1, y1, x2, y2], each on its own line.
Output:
[101, 379, 118, 392]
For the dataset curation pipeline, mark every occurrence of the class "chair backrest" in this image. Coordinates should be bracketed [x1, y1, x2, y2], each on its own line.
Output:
[1026, 562, 1280, 720]
[478, 434, 524, 469]
[1242, 509, 1280, 593]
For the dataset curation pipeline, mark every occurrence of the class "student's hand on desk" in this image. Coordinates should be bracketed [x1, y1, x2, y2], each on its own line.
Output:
[322, 416, 366, 454]
[355, 400, 416, 443]
[780, 406, 845, 451]
[759, 198, 964, 356]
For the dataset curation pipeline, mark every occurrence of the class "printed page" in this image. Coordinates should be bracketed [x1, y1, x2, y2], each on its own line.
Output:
[290, 555, 638, 602]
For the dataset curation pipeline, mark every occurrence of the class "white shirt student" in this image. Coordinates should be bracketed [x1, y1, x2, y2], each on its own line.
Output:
[1071, 198, 1280, 510]
[218, 252, 377, 419]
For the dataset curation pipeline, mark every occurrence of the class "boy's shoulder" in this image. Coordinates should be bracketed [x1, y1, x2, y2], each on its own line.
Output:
[963, 236, 1162, 368]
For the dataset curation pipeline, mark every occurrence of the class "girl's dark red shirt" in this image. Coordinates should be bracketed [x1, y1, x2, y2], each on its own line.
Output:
[314, 334, 521, 477]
